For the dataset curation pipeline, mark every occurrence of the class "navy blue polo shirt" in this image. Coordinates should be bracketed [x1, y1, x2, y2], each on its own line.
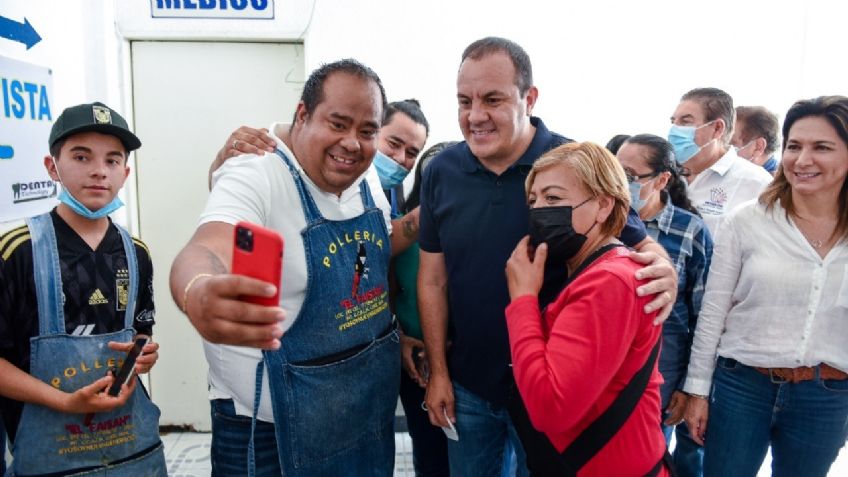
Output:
[419, 117, 647, 406]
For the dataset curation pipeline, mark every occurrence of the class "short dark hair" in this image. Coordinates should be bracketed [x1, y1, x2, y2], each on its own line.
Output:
[735, 106, 780, 155]
[49, 138, 66, 158]
[681, 87, 735, 143]
[461, 37, 533, 96]
[293, 58, 388, 124]
[384, 99, 429, 136]
[605, 134, 631, 155]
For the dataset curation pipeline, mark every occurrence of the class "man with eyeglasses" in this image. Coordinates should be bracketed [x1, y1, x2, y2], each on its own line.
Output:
[668, 87, 773, 238]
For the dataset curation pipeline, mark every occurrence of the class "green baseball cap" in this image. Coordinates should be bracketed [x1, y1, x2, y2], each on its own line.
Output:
[49, 102, 142, 153]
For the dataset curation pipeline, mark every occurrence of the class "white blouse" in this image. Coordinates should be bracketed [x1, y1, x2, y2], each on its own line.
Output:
[684, 199, 848, 396]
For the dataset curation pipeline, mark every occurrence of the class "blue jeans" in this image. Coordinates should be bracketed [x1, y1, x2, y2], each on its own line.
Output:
[663, 422, 703, 477]
[210, 399, 281, 477]
[704, 357, 848, 477]
[1, 416, 5, 476]
[448, 382, 528, 477]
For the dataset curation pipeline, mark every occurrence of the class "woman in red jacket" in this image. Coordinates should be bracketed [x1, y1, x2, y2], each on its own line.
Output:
[505, 142, 668, 476]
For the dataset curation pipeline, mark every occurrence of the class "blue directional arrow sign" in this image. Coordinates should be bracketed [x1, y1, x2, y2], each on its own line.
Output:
[0, 16, 41, 49]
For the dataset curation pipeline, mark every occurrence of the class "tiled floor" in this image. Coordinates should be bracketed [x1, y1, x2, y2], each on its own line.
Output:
[161, 431, 848, 476]
[4, 430, 846, 475]
[161, 432, 212, 477]
[161, 431, 416, 476]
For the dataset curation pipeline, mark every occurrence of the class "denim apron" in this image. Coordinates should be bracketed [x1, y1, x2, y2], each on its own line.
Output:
[248, 150, 400, 477]
[8, 213, 166, 477]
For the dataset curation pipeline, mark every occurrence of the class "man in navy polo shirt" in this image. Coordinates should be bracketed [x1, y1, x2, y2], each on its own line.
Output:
[418, 37, 678, 476]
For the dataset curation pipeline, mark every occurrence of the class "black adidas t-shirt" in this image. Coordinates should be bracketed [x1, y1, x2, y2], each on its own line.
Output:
[0, 209, 155, 439]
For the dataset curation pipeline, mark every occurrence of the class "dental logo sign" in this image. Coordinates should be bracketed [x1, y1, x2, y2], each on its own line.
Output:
[150, 0, 275, 19]
[1, 55, 56, 222]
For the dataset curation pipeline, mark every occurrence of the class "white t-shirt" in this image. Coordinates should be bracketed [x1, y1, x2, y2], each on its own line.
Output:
[199, 122, 392, 421]
[687, 148, 773, 240]
[684, 200, 848, 396]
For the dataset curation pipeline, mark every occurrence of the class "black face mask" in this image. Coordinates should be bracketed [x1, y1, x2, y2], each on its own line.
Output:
[528, 198, 595, 264]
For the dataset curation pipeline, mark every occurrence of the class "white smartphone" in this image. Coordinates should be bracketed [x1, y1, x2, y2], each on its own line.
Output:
[442, 408, 459, 441]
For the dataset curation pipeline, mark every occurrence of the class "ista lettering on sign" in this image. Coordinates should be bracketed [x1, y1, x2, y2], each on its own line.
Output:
[151, 0, 275, 19]
[0, 77, 51, 121]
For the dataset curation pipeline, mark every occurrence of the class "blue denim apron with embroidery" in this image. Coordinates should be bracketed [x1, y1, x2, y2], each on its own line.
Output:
[8, 213, 166, 477]
[247, 150, 400, 476]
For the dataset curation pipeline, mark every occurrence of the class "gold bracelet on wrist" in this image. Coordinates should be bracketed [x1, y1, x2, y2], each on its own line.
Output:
[182, 273, 213, 313]
[688, 392, 708, 400]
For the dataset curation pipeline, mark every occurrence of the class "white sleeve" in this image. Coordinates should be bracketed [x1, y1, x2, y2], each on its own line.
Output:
[364, 166, 392, 235]
[684, 210, 744, 395]
[200, 155, 271, 227]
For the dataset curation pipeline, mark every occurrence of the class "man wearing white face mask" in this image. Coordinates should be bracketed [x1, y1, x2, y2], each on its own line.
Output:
[668, 88, 773, 237]
[732, 106, 781, 175]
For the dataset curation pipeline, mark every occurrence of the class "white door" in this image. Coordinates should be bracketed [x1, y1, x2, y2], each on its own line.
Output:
[131, 40, 303, 429]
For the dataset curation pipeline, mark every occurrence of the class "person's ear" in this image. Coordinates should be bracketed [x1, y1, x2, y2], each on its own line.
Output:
[654, 171, 671, 192]
[294, 102, 309, 125]
[713, 119, 726, 140]
[524, 86, 539, 117]
[754, 137, 768, 156]
[44, 155, 60, 181]
[595, 194, 614, 223]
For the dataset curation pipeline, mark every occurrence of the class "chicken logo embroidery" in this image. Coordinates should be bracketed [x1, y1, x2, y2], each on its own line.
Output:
[351, 242, 368, 297]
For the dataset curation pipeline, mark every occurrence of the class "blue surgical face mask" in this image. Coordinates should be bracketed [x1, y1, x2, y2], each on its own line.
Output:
[629, 181, 647, 213]
[667, 120, 716, 164]
[52, 158, 124, 219]
[373, 150, 410, 189]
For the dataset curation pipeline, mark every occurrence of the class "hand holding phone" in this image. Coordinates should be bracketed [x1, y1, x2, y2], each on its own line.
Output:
[108, 336, 149, 397]
[232, 221, 284, 307]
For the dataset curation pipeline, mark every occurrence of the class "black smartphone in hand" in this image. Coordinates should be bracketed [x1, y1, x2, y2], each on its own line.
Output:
[107, 336, 149, 397]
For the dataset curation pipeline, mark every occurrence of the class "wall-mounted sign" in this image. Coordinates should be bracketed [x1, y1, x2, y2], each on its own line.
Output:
[150, 0, 275, 19]
[0, 55, 56, 222]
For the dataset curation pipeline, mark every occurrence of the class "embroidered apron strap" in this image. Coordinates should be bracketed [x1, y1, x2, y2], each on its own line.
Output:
[114, 224, 140, 328]
[274, 148, 324, 223]
[26, 213, 65, 335]
[247, 358, 266, 477]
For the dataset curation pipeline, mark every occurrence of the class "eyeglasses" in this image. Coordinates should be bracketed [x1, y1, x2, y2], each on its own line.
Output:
[625, 171, 659, 183]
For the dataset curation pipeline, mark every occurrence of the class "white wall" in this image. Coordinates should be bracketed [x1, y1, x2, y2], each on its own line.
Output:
[0, 1, 121, 113]
[0, 0, 126, 229]
[4, 0, 847, 203]
[300, 0, 847, 148]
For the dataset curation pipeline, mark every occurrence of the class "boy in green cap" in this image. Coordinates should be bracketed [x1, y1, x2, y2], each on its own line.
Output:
[0, 102, 166, 476]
